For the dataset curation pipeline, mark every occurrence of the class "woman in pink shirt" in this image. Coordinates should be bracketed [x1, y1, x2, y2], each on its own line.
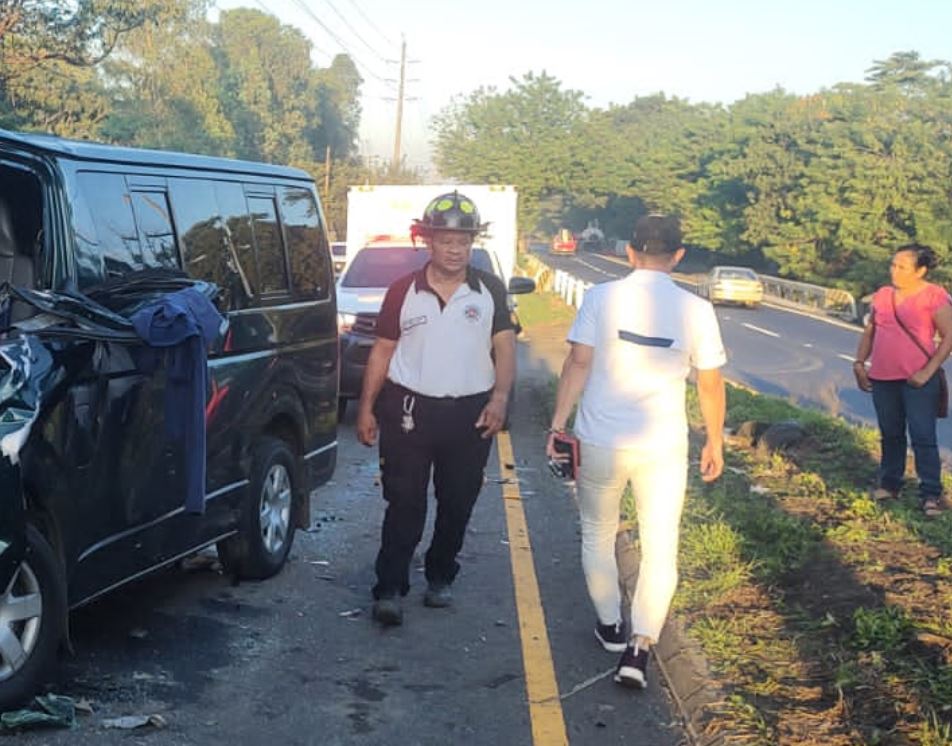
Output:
[853, 244, 952, 517]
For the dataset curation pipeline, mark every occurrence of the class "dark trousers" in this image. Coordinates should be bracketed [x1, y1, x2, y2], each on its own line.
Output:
[372, 382, 493, 599]
[871, 376, 942, 501]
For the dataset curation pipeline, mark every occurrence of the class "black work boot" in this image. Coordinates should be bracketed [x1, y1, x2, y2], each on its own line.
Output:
[372, 594, 403, 626]
[423, 582, 452, 608]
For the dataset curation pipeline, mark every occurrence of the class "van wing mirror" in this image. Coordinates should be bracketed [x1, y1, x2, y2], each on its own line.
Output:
[507, 276, 535, 295]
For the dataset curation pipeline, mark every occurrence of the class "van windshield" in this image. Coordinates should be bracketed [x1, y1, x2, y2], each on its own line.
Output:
[340, 246, 494, 288]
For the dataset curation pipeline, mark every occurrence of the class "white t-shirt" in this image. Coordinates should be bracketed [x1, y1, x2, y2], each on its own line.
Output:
[568, 270, 726, 450]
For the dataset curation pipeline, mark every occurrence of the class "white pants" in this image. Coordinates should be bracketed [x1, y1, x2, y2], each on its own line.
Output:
[576, 441, 688, 644]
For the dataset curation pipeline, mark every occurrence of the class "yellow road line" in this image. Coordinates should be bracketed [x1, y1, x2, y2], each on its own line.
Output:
[496, 432, 568, 746]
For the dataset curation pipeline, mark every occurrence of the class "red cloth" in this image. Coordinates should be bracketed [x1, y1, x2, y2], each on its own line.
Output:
[868, 283, 950, 380]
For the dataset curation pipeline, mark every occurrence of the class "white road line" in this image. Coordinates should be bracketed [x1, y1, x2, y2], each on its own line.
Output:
[741, 322, 780, 338]
[574, 256, 616, 277]
[803, 343, 813, 348]
[837, 354, 856, 362]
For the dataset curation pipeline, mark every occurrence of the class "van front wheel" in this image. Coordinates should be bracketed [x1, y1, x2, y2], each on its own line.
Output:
[218, 438, 297, 580]
[0, 525, 66, 711]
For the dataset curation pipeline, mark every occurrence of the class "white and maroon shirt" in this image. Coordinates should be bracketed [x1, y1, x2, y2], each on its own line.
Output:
[376, 264, 514, 397]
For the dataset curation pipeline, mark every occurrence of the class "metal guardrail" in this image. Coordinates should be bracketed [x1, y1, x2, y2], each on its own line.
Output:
[524, 252, 861, 324]
[757, 276, 859, 323]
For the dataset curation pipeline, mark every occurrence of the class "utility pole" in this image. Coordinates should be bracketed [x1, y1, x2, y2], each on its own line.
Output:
[324, 144, 332, 204]
[391, 36, 406, 175]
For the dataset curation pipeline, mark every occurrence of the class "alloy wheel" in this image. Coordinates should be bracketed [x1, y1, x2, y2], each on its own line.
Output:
[258, 463, 292, 555]
[0, 562, 42, 681]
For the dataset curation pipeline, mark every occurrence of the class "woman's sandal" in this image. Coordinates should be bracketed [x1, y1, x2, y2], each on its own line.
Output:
[871, 487, 898, 502]
[921, 499, 945, 518]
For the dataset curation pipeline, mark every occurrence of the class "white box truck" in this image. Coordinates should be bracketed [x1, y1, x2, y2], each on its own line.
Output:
[344, 184, 519, 283]
[336, 183, 534, 415]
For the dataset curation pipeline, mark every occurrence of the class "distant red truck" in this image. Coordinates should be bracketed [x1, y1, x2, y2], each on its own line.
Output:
[550, 228, 577, 254]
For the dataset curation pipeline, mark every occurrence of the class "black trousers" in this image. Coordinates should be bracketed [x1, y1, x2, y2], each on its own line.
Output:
[372, 382, 493, 599]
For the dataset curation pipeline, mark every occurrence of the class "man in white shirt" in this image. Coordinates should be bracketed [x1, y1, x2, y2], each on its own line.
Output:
[546, 214, 726, 689]
[357, 191, 516, 626]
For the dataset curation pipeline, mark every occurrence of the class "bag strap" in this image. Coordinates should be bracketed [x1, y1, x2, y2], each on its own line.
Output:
[890, 289, 933, 365]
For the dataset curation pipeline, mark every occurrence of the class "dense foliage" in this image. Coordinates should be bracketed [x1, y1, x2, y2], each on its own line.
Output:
[433, 54, 952, 294]
[0, 0, 418, 238]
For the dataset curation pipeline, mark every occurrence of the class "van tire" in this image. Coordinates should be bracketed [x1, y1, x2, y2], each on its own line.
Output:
[217, 438, 297, 580]
[337, 398, 348, 422]
[0, 525, 66, 711]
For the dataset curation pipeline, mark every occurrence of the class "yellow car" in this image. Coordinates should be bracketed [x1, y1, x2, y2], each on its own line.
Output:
[702, 266, 764, 307]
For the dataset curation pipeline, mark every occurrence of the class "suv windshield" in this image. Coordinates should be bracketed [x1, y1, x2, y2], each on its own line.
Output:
[340, 246, 495, 288]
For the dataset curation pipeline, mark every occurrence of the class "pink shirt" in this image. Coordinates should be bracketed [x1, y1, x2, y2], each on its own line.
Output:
[868, 283, 950, 381]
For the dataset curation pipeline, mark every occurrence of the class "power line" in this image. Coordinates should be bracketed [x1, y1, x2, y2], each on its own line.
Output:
[290, 0, 390, 83]
[345, 0, 397, 50]
[243, 0, 332, 64]
[318, 0, 390, 64]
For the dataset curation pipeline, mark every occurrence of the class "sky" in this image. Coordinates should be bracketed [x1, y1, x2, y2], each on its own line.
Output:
[212, 0, 952, 173]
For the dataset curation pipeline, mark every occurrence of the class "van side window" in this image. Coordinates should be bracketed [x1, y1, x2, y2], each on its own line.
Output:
[247, 195, 289, 295]
[72, 172, 141, 286]
[280, 187, 331, 300]
[169, 178, 252, 311]
[130, 191, 179, 270]
[215, 182, 258, 299]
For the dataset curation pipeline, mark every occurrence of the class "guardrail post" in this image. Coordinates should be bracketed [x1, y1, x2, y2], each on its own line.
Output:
[575, 281, 587, 308]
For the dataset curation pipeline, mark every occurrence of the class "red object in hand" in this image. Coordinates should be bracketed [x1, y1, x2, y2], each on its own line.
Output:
[549, 432, 580, 480]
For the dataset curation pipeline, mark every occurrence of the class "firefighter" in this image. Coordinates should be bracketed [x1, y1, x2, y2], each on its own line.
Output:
[356, 191, 516, 626]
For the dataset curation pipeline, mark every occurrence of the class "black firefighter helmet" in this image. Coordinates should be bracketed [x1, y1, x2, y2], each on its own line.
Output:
[411, 191, 489, 242]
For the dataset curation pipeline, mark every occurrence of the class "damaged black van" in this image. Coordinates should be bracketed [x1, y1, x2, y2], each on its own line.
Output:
[0, 129, 339, 707]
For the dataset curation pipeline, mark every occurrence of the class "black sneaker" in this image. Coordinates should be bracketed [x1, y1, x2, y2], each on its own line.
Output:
[372, 596, 403, 626]
[423, 583, 452, 608]
[594, 620, 627, 652]
[614, 644, 648, 689]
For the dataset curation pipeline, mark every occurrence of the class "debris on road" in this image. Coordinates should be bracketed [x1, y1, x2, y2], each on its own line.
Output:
[128, 627, 149, 640]
[74, 699, 95, 715]
[179, 550, 222, 573]
[338, 608, 362, 619]
[102, 714, 168, 730]
[0, 694, 76, 731]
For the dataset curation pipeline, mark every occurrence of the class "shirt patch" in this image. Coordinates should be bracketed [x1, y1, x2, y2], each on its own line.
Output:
[618, 330, 674, 348]
[463, 304, 482, 323]
[401, 315, 428, 332]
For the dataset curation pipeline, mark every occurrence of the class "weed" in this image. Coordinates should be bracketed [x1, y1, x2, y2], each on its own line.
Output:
[852, 606, 911, 653]
[827, 521, 870, 545]
[789, 471, 827, 497]
[913, 712, 952, 746]
[846, 494, 878, 520]
[712, 694, 775, 745]
[681, 520, 744, 573]
[937, 557, 952, 577]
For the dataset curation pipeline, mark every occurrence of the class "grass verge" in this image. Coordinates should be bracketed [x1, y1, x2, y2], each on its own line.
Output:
[522, 289, 952, 745]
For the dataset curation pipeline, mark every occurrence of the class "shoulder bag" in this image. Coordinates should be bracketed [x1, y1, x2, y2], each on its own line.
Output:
[891, 289, 948, 418]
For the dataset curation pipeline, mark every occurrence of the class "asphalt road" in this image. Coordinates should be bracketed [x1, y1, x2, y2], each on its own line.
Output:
[11, 336, 685, 745]
[542, 249, 952, 451]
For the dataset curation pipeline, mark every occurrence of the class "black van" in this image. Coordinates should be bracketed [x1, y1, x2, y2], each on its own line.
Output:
[0, 130, 339, 706]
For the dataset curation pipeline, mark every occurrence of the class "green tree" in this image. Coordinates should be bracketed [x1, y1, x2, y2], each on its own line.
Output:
[433, 72, 589, 234]
[100, 0, 235, 154]
[0, 0, 172, 135]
